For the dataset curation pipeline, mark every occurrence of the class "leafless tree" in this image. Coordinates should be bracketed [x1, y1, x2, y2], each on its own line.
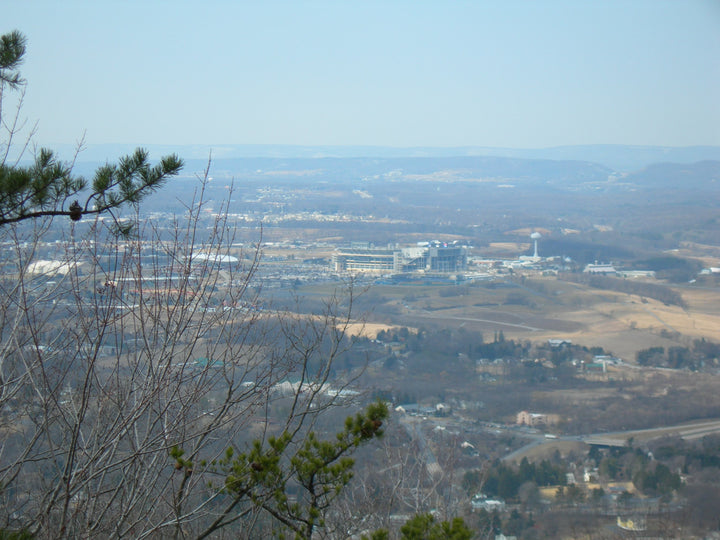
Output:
[0, 162, 370, 538]
[0, 31, 383, 538]
[327, 413, 470, 537]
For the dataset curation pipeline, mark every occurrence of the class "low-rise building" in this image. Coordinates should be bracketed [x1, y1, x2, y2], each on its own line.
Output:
[584, 263, 616, 275]
[516, 410, 560, 427]
[471, 494, 505, 512]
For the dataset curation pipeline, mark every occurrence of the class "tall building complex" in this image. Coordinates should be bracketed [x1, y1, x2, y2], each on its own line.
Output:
[332, 241, 467, 274]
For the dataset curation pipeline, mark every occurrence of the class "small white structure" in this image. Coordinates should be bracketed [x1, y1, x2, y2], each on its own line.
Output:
[583, 468, 598, 482]
[26, 259, 76, 276]
[436, 403, 450, 415]
[471, 494, 505, 512]
[189, 253, 239, 264]
[584, 263, 616, 275]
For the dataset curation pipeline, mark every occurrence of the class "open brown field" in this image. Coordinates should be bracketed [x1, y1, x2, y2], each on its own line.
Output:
[342, 322, 409, 338]
[336, 276, 720, 361]
[549, 286, 720, 360]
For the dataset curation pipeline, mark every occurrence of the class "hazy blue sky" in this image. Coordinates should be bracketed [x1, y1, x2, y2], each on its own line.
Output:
[5, 1, 720, 149]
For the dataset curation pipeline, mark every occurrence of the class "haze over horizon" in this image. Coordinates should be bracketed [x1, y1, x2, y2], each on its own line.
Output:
[6, 1, 720, 150]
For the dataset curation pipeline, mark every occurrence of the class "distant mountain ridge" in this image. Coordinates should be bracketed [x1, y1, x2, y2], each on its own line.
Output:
[623, 160, 720, 189]
[67, 154, 613, 189]
[44, 143, 720, 173]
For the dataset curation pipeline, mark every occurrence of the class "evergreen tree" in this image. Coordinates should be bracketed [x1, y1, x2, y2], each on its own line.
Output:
[0, 30, 183, 231]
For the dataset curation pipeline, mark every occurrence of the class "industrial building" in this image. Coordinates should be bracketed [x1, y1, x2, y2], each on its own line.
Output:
[332, 241, 468, 273]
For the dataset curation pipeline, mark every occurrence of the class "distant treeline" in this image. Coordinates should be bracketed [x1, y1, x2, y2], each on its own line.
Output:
[593, 445, 681, 496]
[538, 238, 639, 265]
[375, 328, 532, 360]
[652, 434, 720, 469]
[560, 273, 686, 308]
[636, 339, 720, 370]
[373, 328, 609, 370]
[631, 256, 702, 282]
[464, 458, 566, 500]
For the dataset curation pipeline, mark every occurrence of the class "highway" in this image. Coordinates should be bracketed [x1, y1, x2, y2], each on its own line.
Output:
[503, 418, 720, 461]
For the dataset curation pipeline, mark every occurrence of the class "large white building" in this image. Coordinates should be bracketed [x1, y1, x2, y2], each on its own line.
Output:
[332, 241, 467, 273]
[583, 263, 616, 275]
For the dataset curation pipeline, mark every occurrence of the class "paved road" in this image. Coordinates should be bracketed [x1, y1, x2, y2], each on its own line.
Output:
[503, 418, 720, 461]
[415, 313, 543, 332]
[582, 419, 720, 445]
[501, 435, 549, 462]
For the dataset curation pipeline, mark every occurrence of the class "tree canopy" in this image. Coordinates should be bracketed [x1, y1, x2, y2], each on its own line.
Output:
[0, 30, 26, 88]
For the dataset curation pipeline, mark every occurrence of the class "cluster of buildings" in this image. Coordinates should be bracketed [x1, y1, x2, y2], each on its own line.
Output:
[332, 241, 468, 274]
[583, 263, 656, 278]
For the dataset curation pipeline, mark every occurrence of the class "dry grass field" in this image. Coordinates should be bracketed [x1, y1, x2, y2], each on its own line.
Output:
[534, 286, 720, 360]
[295, 276, 719, 362]
[342, 322, 407, 338]
[365, 277, 720, 362]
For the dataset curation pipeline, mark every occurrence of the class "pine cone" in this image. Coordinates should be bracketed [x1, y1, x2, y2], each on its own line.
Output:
[69, 200, 82, 221]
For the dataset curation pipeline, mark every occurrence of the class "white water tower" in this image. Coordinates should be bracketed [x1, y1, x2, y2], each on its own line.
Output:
[530, 232, 542, 259]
